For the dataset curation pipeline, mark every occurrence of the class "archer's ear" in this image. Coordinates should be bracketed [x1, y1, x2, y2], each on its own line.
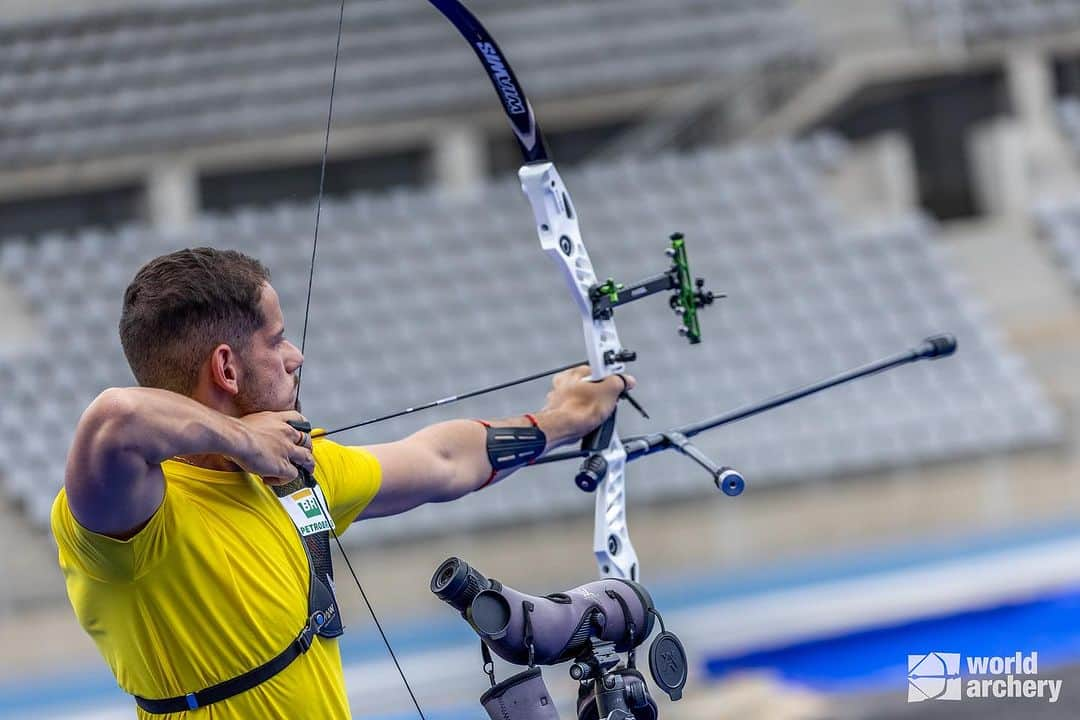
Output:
[208, 343, 241, 397]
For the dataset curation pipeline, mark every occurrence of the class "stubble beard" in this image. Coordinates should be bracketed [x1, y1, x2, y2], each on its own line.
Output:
[234, 375, 300, 415]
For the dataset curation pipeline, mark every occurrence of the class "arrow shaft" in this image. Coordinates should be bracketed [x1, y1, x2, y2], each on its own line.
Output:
[315, 360, 585, 438]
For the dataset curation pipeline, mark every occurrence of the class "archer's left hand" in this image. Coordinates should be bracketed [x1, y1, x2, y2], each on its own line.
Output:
[539, 366, 636, 443]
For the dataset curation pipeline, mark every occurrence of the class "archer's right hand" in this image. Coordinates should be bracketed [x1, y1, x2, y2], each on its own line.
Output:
[233, 410, 316, 485]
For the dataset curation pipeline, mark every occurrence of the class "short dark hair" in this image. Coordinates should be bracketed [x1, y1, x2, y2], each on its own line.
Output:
[119, 248, 271, 394]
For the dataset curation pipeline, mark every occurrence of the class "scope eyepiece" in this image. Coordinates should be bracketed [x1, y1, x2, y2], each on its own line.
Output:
[431, 557, 491, 614]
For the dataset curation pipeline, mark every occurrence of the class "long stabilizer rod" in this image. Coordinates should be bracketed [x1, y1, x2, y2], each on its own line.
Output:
[533, 334, 957, 466]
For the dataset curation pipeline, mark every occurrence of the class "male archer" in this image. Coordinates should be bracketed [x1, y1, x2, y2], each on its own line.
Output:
[52, 247, 632, 718]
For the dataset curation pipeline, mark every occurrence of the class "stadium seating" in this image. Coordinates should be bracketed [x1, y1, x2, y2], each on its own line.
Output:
[1058, 97, 1080, 156]
[905, 0, 1080, 45]
[0, 134, 1062, 539]
[1034, 195, 1080, 290]
[0, 0, 816, 168]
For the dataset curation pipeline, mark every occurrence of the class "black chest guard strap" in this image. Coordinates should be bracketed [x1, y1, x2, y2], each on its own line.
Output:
[133, 465, 342, 714]
[274, 467, 344, 640]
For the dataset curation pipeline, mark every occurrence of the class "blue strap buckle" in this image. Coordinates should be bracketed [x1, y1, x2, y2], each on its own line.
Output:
[185, 693, 199, 710]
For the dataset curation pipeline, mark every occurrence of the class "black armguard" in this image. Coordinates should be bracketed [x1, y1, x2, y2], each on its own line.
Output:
[486, 425, 547, 470]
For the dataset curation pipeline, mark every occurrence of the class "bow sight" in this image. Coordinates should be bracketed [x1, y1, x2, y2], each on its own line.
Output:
[589, 233, 721, 348]
[574, 232, 724, 495]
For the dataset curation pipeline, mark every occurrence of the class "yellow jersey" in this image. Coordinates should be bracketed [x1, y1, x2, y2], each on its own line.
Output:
[51, 438, 382, 719]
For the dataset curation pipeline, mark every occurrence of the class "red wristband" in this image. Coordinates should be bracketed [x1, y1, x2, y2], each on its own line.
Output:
[473, 419, 497, 488]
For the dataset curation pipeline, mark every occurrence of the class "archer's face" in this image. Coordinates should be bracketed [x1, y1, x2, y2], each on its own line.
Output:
[234, 282, 304, 415]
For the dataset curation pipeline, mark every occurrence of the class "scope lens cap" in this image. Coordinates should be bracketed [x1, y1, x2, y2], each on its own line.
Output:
[648, 631, 688, 701]
[469, 590, 512, 639]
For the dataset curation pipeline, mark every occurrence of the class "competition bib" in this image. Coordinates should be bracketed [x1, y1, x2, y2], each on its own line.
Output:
[277, 485, 334, 537]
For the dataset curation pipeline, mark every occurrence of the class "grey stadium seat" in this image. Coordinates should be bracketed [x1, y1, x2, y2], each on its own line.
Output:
[0, 134, 1062, 535]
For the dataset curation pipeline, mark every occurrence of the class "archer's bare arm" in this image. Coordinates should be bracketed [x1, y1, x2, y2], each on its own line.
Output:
[358, 367, 633, 519]
[64, 387, 315, 539]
